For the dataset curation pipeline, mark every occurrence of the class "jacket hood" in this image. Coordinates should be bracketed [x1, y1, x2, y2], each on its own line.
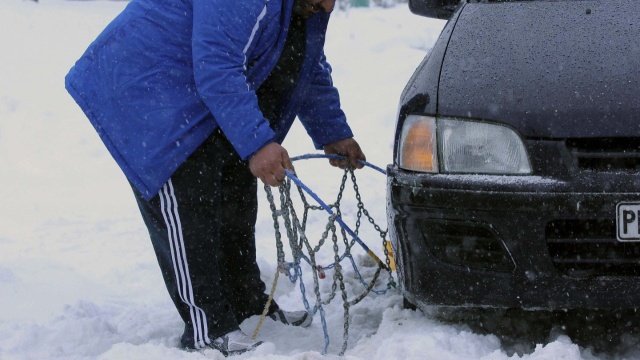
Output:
[438, 0, 640, 138]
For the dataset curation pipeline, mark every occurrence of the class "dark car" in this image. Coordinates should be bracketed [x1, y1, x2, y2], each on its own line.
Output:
[387, 0, 640, 313]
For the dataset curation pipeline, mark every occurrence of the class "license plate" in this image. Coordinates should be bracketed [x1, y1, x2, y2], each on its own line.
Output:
[617, 202, 640, 241]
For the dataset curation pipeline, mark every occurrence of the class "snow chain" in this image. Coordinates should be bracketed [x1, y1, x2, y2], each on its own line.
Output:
[261, 165, 394, 355]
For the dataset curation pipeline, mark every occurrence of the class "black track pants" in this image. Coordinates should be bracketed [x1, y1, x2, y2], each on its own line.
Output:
[131, 130, 278, 349]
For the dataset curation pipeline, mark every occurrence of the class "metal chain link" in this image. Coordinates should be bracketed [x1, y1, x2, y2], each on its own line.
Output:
[349, 169, 396, 286]
[262, 165, 395, 355]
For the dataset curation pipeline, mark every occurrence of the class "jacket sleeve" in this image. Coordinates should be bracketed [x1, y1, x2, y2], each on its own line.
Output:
[296, 51, 354, 149]
[192, 0, 275, 159]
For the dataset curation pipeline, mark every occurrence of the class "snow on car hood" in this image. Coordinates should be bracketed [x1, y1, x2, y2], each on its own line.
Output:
[437, 0, 640, 138]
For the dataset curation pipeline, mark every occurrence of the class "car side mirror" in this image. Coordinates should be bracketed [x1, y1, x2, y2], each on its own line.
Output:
[409, 0, 460, 20]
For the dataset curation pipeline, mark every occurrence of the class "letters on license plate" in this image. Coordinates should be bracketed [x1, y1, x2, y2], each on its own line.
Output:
[617, 202, 640, 241]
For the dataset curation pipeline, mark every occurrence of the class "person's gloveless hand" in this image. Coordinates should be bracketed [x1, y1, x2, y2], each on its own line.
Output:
[249, 142, 294, 187]
[323, 137, 366, 169]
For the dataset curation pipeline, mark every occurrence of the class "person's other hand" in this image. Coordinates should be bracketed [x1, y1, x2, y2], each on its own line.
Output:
[323, 138, 366, 169]
[249, 142, 293, 187]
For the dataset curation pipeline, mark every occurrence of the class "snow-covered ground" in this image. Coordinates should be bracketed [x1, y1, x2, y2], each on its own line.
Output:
[1, 1, 638, 359]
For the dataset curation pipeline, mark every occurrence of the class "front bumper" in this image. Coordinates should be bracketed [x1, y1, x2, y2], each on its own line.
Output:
[387, 166, 640, 310]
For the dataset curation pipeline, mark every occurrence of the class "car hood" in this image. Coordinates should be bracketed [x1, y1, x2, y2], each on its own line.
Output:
[438, 0, 640, 138]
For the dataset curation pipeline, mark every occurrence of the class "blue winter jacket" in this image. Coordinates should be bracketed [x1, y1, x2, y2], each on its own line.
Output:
[65, 0, 354, 200]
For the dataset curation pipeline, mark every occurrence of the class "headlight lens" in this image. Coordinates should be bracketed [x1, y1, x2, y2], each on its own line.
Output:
[439, 118, 531, 174]
[397, 116, 531, 174]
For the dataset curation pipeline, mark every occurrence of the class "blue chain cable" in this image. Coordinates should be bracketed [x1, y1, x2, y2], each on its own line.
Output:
[290, 153, 386, 175]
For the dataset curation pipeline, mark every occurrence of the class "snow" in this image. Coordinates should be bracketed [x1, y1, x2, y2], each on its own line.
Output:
[428, 174, 562, 185]
[0, 1, 636, 359]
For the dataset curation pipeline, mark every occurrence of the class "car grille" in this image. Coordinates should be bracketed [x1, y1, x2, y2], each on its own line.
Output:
[546, 219, 640, 277]
[566, 138, 640, 172]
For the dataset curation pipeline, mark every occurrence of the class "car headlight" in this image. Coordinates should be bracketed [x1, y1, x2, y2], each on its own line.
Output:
[398, 116, 531, 174]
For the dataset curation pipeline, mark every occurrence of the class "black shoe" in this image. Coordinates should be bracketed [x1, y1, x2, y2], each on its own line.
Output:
[269, 308, 313, 328]
[210, 329, 263, 356]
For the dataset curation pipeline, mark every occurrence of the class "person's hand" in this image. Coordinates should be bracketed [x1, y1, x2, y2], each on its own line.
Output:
[249, 142, 293, 187]
[323, 137, 366, 170]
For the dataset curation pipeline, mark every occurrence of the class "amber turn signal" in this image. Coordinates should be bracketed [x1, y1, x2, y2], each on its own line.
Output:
[398, 115, 438, 172]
